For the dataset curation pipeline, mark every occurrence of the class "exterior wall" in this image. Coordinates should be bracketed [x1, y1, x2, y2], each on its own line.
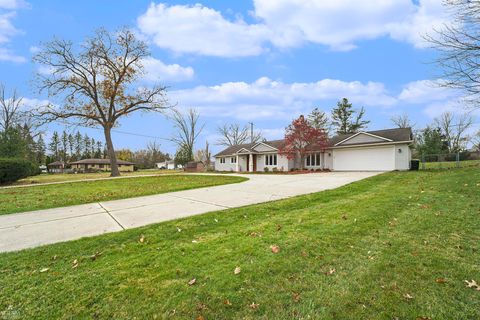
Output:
[339, 133, 387, 145]
[214, 157, 236, 172]
[238, 155, 248, 172]
[332, 145, 396, 171]
[394, 144, 411, 170]
[255, 153, 290, 172]
[324, 151, 333, 170]
[253, 143, 277, 152]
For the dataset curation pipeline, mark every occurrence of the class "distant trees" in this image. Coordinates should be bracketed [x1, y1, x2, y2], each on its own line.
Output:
[391, 113, 415, 129]
[115, 142, 170, 169]
[34, 28, 170, 176]
[307, 107, 331, 135]
[279, 115, 328, 170]
[331, 98, 370, 134]
[47, 130, 104, 163]
[433, 112, 473, 153]
[216, 123, 263, 146]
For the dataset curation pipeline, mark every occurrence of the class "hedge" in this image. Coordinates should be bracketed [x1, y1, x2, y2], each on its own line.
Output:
[0, 158, 39, 184]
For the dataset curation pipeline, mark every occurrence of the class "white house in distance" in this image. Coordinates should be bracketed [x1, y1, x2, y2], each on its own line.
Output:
[214, 128, 413, 172]
[156, 160, 182, 170]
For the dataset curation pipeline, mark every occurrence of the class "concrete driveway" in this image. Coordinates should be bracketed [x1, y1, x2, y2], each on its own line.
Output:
[0, 172, 380, 252]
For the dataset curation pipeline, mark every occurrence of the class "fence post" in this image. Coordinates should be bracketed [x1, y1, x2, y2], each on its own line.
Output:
[421, 154, 426, 170]
[456, 152, 460, 168]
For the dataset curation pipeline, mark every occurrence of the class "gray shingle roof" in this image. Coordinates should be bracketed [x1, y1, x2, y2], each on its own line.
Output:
[214, 128, 413, 157]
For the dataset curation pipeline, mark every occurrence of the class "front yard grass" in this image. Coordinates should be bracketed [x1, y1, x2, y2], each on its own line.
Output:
[0, 168, 479, 319]
[0, 175, 246, 215]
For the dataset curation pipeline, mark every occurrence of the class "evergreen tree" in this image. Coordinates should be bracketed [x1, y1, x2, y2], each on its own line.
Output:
[49, 131, 61, 161]
[68, 133, 75, 161]
[95, 141, 103, 158]
[307, 107, 330, 135]
[0, 127, 27, 158]
[74, 131, 83, 159]
[174, 144, 193, 166]
[90, 138, 96, 157]
[83, 134, 91, 158]
[331, 98, 370, 134]
[61, 131, 69, 162]
[35, 134, 46, 164]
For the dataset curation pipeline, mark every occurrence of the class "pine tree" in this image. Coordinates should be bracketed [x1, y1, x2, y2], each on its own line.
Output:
[307, 107, 330, 135]
[95, 141, 103, 158]
[74, 131, 83, 159]
[331, 98, 370, 134]
[35, 134, 46, 164]
[49, 131, 60, 161]
[83, 134, 91, 158]
[68, 133, 75, 161]
[61, 131, 69, 162]
[90, 138, 96, 157]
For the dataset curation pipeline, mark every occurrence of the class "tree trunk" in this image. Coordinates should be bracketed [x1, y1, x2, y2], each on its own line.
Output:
[104, 126, 120, 177]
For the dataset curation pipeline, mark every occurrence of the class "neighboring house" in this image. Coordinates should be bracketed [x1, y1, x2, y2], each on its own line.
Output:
[184, 161, 205, 172]
[69, 159, 135, 172]
[156, 160, 176, 170]
[47, 161, 65, 173]
[214, 128, 413, 172]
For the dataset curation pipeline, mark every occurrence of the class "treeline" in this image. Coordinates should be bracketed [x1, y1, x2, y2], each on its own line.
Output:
[48, 130, 104, 163]
[0, 123, 45, 164]
[116, 142, 171, 169]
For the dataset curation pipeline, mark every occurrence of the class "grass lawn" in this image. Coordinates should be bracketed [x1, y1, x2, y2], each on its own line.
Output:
[11, 169, 182, 186]
[0, 168, 479, 319]
[0, 175, 246, 215]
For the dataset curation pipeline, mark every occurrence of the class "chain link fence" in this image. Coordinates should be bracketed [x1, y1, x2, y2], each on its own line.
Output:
[420, 152, 480, 170]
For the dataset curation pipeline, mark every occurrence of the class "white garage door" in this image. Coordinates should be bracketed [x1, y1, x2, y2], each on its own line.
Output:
[333, 146, 395, 171]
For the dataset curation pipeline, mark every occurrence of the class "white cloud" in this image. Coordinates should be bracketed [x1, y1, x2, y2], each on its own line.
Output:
[137, 1, 450, 56]
[0, 0, 27, 10]
[0, 0, 27, 62]
[137, 3, 270, 57]
[0, 12, 18, 43]
[398, 80, 459, 104]
[141, 56, 194, 82]
[169, 77, 396, 121]
[0, 47, 24, 62]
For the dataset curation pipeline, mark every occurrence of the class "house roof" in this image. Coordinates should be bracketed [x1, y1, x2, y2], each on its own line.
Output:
[47, 161, 64, 167]
[215, 128, 413, 157]
[69, 158, 135, 165]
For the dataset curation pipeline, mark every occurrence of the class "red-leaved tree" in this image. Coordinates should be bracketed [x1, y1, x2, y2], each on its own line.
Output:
[279, 115, 329, 169]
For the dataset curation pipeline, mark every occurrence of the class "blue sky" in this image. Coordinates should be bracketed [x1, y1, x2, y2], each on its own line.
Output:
[0, 0, 477, 154]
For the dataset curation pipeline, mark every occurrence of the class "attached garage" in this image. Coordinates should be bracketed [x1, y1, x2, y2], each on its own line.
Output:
[333, 145, 395, 171]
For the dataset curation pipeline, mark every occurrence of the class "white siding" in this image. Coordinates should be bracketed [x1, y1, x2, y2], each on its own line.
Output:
[394, 144, 411, 170]
[253, 143, 277, 152]
[215, 156, 236, 171]
[256, 153, 290, 172]
[338, 133, 388, 145]
[333, 145, 395, 171]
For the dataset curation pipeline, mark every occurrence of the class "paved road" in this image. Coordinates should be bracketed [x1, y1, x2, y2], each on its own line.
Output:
[0, 172, 380, 252]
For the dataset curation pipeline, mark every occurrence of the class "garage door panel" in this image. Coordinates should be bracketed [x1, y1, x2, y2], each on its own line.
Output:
[333, 146, 394, 171]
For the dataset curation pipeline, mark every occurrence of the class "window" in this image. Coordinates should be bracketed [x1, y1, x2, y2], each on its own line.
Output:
[265, 154, 277, 166]
[305, 153, 322, 167]
[220, 158, 226, 164]
[231, 157, 237, 163]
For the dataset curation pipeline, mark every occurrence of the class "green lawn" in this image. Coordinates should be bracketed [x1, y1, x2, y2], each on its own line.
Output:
[0, 175, 246, 215]
[422, 159, 480, 170]
[0, 168, 479, 319]
[11, 169, 182, 186]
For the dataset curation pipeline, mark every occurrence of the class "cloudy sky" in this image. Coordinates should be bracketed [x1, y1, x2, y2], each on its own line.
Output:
[0, 0, 477, 154]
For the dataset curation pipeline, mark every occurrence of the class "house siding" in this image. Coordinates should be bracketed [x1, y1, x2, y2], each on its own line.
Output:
[339, 133, 387, 145]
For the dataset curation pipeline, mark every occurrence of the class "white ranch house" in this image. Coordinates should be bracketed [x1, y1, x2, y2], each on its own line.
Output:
[214, 128, 413, 172]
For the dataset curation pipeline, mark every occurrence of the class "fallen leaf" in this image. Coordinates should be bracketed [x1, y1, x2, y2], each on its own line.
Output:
[196, 316, 205, 320]
[404, 293, 414, 300]
[234, 267, 241, 275]
[39, 268, 49, 273]
[52, 255, 58, 260]
[176, 227, 182, 232]
[72, 259, 79, 269]
[139, 235, 145, 243]
[326, 268, 336, 275]
[223, 299, 232, 306]
[249, 302, 259, 309]
[435, 278, 446, 284]
[196, 303, 207, 311]
[214, 218, 219, 223]
[416, 317, 432, 320]
[292, 292, 301, 302]
[90, 252, 102, 261]
[192, 240, 198, 243]
[342, 214, 348, 220]
[188, 278, 197, 286]
[464, 279, 480, 290]
[276, 224, 282, 231]
[270, 245, 280, 254]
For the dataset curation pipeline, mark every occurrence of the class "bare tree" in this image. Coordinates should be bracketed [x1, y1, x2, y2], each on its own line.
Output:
[391, 113, 415, 129]
[216, 123, 262, 146]
[194, 140, 212, 167]
[0, 83, 23, 132]
[425, 1, 480, 109]
[169, 108, 204, 161]
[434, 111, 473, 152]
[473, 130, 480, 151]
[33, 28, 169, 176]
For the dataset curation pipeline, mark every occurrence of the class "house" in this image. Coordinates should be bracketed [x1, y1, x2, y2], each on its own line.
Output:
[214, 128, 413, 172]
[184, 161, 206, 172]
[156, 160, 177, 170]
[69, 159, 135, 172]
[47, 161, 65, 173]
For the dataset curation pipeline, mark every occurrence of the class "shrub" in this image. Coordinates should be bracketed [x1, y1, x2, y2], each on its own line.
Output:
[272, 167, 278, 172]
[0, 158, 39, 184]
[264, 167, 270, 172]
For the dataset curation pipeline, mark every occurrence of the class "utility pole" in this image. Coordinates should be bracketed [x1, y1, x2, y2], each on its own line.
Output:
[248, 122, 254, 143]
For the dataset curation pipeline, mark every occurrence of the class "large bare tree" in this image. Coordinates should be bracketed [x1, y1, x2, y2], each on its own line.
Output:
[216, 123, 263, 146]
[434, 111, 473, 152]
[391, 113, 415, 129]
[33, 28, 169, 176]
[169, 108, 204, 162]
[0, 83, 23, 132]
[426, 0, 480, 109]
